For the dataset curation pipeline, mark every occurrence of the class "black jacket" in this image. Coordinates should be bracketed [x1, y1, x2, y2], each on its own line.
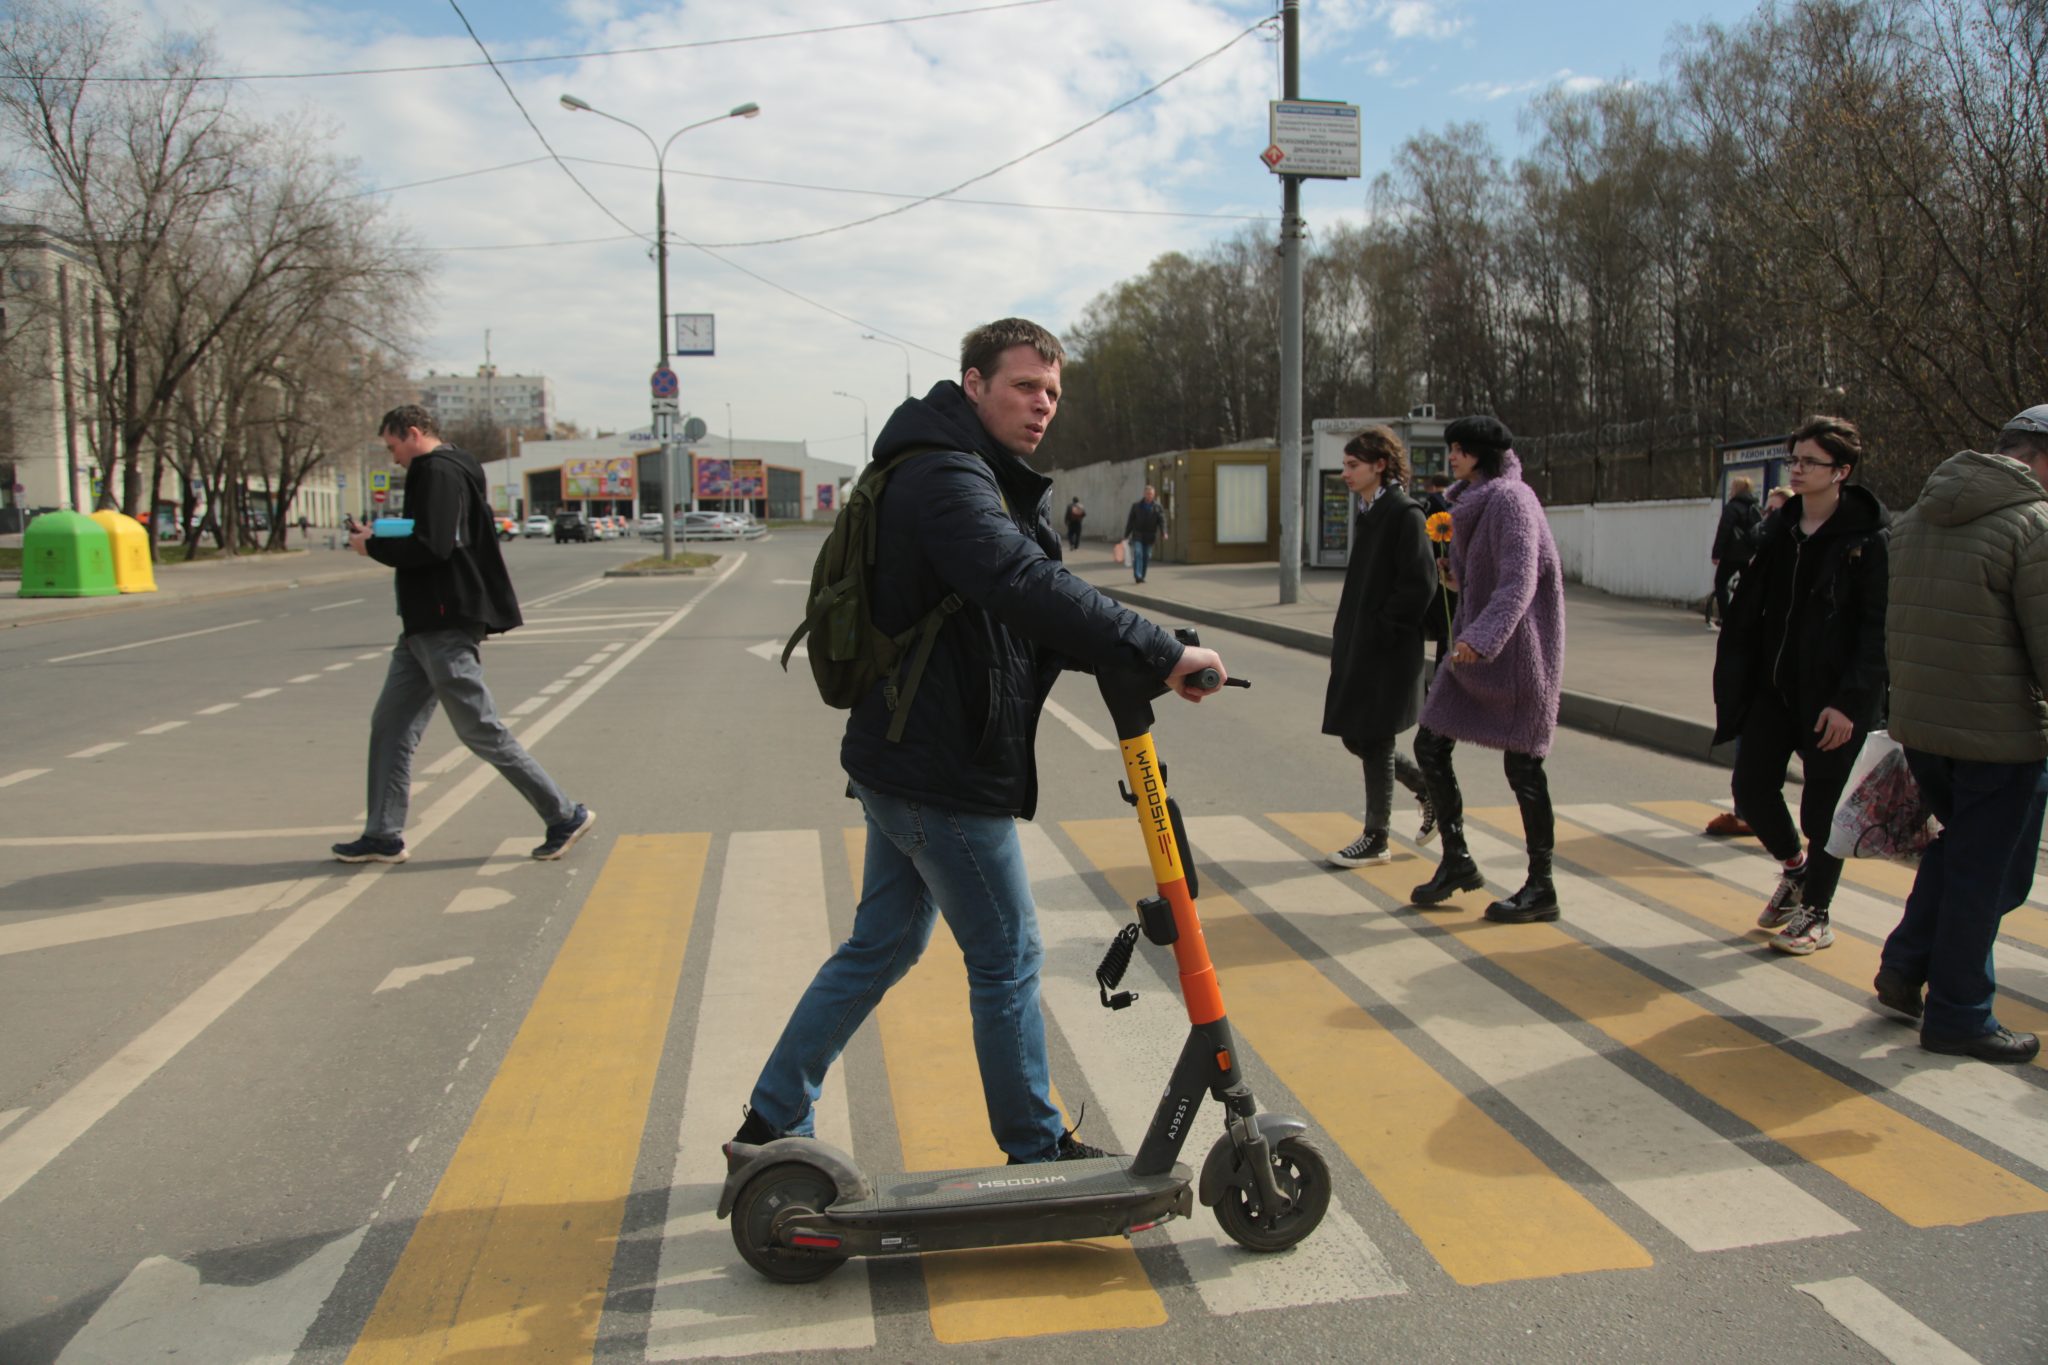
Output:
[840, 383, 1183, 819]
[1322, 487, 1435, 744]
[368, 444, 522, 636]
[1712, 490, 1763, 565]
[1124, 498, 1166, 545]
[1712, 484, 1889, 742]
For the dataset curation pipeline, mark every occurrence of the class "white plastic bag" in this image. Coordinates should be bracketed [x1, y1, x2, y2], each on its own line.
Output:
[1825, 730, 1938, 862]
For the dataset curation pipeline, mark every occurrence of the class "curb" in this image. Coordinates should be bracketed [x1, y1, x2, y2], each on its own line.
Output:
[1094, 581, 1735, 770]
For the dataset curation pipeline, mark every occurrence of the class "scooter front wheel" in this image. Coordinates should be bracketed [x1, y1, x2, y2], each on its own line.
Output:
[730, 1162, 847, 1283]
[1211, 1135, 1331, 1252]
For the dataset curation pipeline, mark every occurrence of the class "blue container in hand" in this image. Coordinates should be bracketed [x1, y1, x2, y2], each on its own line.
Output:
[371, 518, 414, 538]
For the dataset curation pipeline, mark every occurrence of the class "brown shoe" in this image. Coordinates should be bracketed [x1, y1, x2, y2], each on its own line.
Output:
[1704, 812, 1752, 838]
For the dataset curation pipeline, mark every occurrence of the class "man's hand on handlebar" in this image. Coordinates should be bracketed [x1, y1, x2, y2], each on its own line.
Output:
[1166, 645, 1226, 702]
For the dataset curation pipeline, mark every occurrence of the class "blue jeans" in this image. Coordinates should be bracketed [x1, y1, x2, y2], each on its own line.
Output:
[1881, 751, 2047, 1041]
[746, 783, 1065, 1162]
[1130, 538, 1152, 581]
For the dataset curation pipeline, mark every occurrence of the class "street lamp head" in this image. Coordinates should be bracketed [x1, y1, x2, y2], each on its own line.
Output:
[559, 93, 592, 111]
[730, 102, 762, 119]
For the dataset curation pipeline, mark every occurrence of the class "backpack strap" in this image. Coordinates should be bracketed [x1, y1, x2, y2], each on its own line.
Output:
[882, 592, 965, 742]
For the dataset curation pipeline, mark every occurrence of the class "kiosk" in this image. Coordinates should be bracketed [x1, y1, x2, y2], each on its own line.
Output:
[1309, 408, 1447, 569]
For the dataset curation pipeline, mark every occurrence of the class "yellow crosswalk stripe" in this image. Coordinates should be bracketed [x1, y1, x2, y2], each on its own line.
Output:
[347, 834, 711, 1365]
[1630, 799, 2048, 1064]
[844, 828, 1167, 1343]
[1062, 817, 1652, 1286]
[1641, 798, 2048, 955]
[1468, 807, 2048, 1226]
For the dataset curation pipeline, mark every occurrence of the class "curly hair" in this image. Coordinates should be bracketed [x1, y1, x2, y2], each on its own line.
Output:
[1343, 425, 1409, 486]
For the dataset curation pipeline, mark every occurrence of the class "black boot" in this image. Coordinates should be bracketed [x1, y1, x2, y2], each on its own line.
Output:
[1484, 855, 1559, 922]
[1489, 752, 1560, 922]
[1410, 824, 1484, 905]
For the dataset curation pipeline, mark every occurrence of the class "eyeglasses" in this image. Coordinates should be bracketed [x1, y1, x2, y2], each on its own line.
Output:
[1785, 456, 1838, 472]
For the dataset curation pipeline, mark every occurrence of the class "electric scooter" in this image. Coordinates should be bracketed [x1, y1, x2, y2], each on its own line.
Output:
[719, 637, 1331, 1282]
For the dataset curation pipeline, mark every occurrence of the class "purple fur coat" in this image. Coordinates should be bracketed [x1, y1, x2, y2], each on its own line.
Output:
[1418, 451, 1567, 757]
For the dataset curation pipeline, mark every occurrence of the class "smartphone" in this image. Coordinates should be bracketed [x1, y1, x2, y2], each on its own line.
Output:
[343, 514, 360, 532]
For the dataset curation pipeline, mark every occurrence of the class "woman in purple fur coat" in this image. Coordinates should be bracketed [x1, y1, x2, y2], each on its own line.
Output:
[1409, 416, 1569, 922]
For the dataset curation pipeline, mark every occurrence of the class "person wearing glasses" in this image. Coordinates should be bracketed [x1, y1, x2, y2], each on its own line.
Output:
[1712, 416, 1890, 954]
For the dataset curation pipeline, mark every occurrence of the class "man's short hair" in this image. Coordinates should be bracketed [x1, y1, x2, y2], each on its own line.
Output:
[380, 404, 439, 439]
[1789, 414, 1864, 473]
[1426, 473, 1452, 490]
[1443, 414, 1514, 478]
[1344, 426, 1410, 487]
[960, 318, 1065, 381]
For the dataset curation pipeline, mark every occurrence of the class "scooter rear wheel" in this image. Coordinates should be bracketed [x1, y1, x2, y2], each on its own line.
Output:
[730, 1162, 847, 1283]
[1211, 1135, 1330, 1252]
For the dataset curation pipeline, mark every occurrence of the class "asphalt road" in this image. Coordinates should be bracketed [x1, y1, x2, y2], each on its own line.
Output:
[1, 534, 2044, 1364]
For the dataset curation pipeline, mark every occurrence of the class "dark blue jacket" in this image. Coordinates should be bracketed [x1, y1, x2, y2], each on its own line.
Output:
[841, 383, 1184, 819]
[368, 445, 522, 636]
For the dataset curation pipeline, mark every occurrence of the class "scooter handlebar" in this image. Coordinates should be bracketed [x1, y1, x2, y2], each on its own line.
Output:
[1188, 669, 1251, 692]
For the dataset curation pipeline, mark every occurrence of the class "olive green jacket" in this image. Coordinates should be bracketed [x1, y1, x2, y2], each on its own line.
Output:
[1886, 450, 2048, 762]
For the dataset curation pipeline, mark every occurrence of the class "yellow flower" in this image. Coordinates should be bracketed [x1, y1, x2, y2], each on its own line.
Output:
[1426, 510, 1453, 543]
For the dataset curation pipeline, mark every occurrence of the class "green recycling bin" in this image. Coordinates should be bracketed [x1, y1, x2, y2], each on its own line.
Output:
[18, 510, 119, 598]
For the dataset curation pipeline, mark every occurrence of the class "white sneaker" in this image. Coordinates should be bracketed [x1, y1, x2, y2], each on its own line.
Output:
[1329, 830, 1391, 867]
[1758, 868, 1806, 928]
[1770, 907, 1834, 955]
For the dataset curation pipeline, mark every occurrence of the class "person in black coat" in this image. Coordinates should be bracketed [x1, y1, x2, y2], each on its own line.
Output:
[1712, 417, 1889, 955]
[1322, 427, 1437, 865]
[1707, 477, 1763, 627]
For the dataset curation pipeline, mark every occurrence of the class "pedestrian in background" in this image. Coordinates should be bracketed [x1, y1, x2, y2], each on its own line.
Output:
[1322, 426, 1436, 867]
[1419, 473, 1453, 516]
[1063, 495, 1086, 550]
[1123, 484, 1167, 584]
[333, 405, 594, 865]
[1707, 476, 1762, 628]
[1875, 406, 2048, 1063]
[1712, 416, 1888, 954]
[1408, 416, 1569, 923]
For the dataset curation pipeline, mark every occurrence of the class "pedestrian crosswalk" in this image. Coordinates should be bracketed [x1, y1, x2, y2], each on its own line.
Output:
[358, 800, 2048, 1359]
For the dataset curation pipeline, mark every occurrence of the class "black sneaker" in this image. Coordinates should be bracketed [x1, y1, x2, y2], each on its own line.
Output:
[1872, 967, 1924, 1020]
[1008, 1108, 1118, 1164]
[1415, 795, 1437, 846]
[724, 1106, 786, 1172]
[1329, 829, 1391, 867]
[532, 805, 595, 860]
[333, 834, 407, 863]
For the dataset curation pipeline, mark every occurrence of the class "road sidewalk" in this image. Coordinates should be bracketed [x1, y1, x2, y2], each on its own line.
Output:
[1065, 542, 1731, 767]
[1, 536, 387, 631]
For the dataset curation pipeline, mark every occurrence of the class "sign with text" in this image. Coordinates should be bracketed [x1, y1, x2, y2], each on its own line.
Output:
[1266, 100, 1361, 179]
[817, 483, 835, 511]
[564, 456, 636, 498]
[695, 457, 766, 498]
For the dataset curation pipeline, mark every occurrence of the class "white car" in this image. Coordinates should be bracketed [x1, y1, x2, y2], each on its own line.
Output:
[523, 515, 550, 537]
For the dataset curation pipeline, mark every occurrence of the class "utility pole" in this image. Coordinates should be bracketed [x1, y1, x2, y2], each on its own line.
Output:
[1277, 0, 1304, 605]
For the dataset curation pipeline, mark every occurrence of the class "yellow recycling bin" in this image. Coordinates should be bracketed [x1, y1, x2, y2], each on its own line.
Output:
[89, 509, 157, 593]
[17, 510, 118, 598]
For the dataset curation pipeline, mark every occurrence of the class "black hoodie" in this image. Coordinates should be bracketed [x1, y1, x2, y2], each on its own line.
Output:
[1712, 483, 1889, 742]
[367, 444, 523, 636]
[840, 382, 1183, 819]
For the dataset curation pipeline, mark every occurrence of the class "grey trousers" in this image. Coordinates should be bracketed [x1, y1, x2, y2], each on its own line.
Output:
[365, 625, 573, 839]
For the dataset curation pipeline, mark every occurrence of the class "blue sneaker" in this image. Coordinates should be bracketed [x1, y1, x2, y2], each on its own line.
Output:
[533, 805, 595, 860]
[332, 834, 407, 864]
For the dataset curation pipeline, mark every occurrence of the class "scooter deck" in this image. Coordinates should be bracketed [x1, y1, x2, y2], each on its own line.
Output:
[833, 1157, 1188, 1216]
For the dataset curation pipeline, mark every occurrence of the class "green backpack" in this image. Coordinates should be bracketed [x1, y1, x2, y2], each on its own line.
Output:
[781, 446, 968, 742]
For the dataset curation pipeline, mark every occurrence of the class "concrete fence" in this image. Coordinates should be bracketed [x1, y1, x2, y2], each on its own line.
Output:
[1545, 497, 1719, 605]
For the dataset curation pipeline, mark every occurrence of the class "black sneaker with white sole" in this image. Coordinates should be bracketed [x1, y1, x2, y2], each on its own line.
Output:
[1415, 795, 1437, 846]
[332, 834, 408, 864]
[533, 805, 596, 860]
[1329, 830, 1392, 867]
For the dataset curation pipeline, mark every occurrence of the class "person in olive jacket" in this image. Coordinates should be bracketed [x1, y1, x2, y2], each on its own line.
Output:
[732, 319, 1228, 1166]
[1712, 416, 1889, 955]
[1874, 407, 2048, 1064]
[1321, 426, 1435, 866]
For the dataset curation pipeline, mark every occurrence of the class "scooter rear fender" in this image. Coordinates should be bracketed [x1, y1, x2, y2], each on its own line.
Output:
[1197, 1112, 1309, 1207]
[717, 1136, 872, 1220]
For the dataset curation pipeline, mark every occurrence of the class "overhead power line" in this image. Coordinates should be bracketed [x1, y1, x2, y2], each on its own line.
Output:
[57, 1, 1065, 83]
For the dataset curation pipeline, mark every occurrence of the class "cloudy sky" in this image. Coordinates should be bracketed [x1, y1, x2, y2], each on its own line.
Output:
[121, 0, 1754, 464]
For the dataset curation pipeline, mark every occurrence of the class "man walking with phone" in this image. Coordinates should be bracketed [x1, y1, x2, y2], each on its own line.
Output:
[331, 405, 593, 865]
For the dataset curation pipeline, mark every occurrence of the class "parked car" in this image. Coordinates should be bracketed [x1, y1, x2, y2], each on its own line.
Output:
[523, 515, 551, 537]
[637, 511, 666, 537]
[553, 511, 590, 543]
[493, 515, 518, 541]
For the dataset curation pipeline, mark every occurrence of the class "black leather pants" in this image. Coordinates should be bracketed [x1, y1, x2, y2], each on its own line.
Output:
[1413, 727, 1554, 876]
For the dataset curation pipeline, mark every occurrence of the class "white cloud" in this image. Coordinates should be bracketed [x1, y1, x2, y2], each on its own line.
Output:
[1453, 68, 1615, 102]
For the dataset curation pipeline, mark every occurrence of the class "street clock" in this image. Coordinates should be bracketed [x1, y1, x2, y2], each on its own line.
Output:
[673, 313, 715, 356]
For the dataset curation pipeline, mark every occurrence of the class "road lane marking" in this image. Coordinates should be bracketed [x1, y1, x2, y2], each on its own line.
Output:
[538, 681, 568, 694]
[476, 838, 531, 876]
[355, 651, 386, 661]
[1262, 812, 1856, 1252]
[46, 618, 258, 663]
[311, 598, 365, 612]
[420, 746, 468, 776]
[137, 721, 187, 735]
[374, 958, 476, 994]
[497, 623, 654, 638]
[0, 1109, 25, 1136]
[0, 826, 353, 847]
[524, 577, 607, 608]
[0, 878, 324, 956]
[289, 673, 321, 683]
[1019, 822, 1402, 1316]
[348, 836, 707, 1365]
[195, 703, 239, 715]
[243, 687, 280, 699]
[646, 828, 875, 1361]
[444, 888, 514, 915]
[1063, 816, 1652, 1286]
[1041, 697, 1115, 751]
[599, 643, 624, 653]
[857, 827, 1167, 1343]
[0, 568, 739, 1211]
[508, 697, 546, 716]
[1466, 808, 2048, 1226]
[324, 662, 353, 672]
[0, 769, 50, 788]
[69, 742, 125, 758]
[567, 664, 594, 676]
[1795, 1277, 1980, 1364]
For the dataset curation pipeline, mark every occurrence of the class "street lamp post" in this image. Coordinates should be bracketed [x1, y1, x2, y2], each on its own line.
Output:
[833, 390, 869, 465]
[560, 92, 759, 560]
[861, 334, 913, 400]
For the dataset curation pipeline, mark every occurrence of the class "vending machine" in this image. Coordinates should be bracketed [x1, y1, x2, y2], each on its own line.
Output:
[1308, 409, 1447, 569]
